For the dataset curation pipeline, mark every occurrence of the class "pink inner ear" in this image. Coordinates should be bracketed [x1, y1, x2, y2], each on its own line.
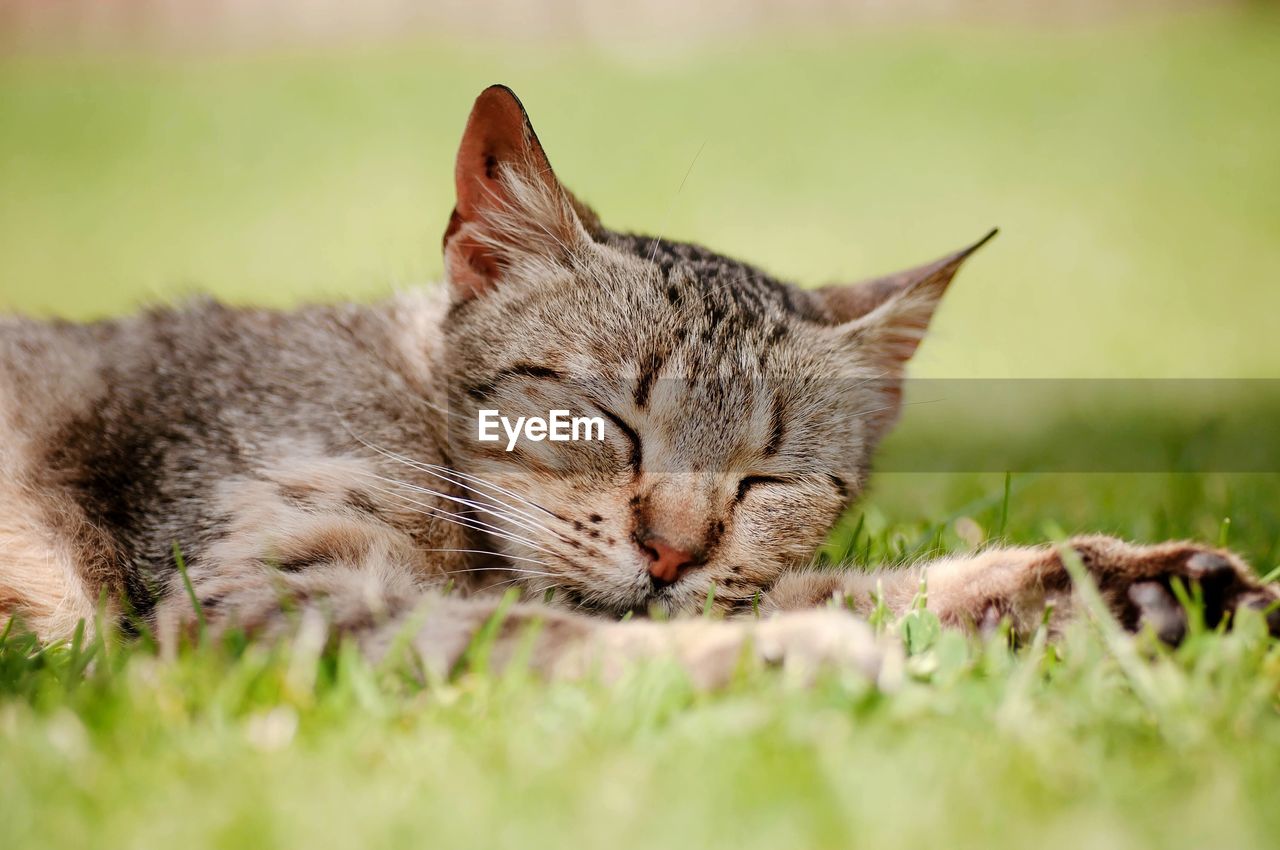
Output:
[444, 86, 554, 300]
[820, 230, 997, 324]
[442, 209, 500, 300]
[453, 88, 531, 222]
[820, 278, 905, 321]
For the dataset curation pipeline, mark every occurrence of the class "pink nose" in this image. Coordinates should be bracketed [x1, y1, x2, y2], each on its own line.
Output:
[641, 536, 698, 585]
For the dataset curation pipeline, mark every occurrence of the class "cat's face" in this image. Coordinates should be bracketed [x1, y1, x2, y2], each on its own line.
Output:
[440, 85, 990, 616]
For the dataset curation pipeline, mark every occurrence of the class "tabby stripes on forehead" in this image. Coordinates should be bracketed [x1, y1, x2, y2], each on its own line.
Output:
[763, 398, 788, 457]
[634, 349, 666, 409]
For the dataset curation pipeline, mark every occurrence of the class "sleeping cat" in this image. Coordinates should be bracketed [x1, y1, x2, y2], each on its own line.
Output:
[1, 85, 1275, 685]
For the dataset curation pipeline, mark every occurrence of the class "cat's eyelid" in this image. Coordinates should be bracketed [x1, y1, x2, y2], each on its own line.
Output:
[735, 474, 793, 502]
[464, 362, 564, 401]
[596, 405, 642, 470]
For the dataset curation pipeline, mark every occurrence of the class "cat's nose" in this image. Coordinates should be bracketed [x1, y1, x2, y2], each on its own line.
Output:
[638, 535, 700, 586]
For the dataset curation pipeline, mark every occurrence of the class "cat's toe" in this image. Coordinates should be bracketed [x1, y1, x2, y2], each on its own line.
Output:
[1239, 591, 1280, 635]
[1129, 546, 1280, 641]
[1128, 580, 1188, 645]
[1177, 548, 1277, 632]
[1185, 550, 1235, 578]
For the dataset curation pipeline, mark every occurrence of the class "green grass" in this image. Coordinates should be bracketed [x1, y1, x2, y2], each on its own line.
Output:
[3, 9, 1280, 850]
[4, 473, 1280, 850]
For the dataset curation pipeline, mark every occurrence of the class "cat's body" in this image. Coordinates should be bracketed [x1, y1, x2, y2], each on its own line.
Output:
[2, 86, 1276, 683]
[1, 293, 464, 638]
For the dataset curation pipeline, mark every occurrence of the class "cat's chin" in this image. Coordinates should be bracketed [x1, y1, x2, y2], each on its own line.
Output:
[542, 583, 691, 621]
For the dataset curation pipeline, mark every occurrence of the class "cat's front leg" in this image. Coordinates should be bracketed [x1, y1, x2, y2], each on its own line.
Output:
[409, 603, 897, 688]
[571, 609, 894, 688]
[349, 592, 897, 688]
[767, 536, 1280, 644]
[158, 553, 895, 688]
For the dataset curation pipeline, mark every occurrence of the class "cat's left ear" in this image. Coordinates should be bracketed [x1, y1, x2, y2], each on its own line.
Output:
[443, 85, 601, 302]
[820, 229, 997, 371]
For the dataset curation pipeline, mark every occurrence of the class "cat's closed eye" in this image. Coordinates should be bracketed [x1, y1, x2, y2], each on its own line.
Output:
[596, 406, 642, 470]
[735, 475, 790, 502]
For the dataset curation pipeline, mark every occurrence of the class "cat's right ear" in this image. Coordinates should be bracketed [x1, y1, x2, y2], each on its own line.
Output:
[820, 229, 997, 372]
[443, 85, 595, 302]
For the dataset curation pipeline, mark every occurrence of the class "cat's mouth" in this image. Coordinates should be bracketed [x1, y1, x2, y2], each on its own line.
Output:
[548, 577, 690, 619]
[627, 582, 681, 617]
[627, 578, 726, 619]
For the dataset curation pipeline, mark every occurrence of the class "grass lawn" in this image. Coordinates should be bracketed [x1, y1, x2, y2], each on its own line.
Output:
[2, 8, 1280, 850]
[4, 473, 1280, 850]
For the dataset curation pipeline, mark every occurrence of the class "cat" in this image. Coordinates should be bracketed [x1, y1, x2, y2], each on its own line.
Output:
[1, 84, 1275, 686]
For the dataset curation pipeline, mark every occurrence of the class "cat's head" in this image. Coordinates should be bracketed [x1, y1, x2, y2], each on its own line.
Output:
[440, 85, 992, 616]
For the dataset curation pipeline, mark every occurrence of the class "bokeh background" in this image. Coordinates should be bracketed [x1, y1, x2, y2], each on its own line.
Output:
[2, 0, 1278, 380]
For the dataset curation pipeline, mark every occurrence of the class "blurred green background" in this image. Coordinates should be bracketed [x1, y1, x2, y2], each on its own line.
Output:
[2, 5, 1278, 379]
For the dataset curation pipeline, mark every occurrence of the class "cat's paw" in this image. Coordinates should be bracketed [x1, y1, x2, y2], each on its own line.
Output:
[578, 609, 900, 690]
[747, 608, 899, 684]
[1070, 536, 1280, 644]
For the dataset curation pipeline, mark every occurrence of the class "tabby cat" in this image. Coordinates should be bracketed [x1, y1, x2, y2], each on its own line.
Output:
[2, 85, 1275, 686]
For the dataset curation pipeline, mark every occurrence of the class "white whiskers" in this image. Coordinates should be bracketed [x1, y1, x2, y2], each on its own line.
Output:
[369, 484, 557, 556]
[419, 549, 551, 567]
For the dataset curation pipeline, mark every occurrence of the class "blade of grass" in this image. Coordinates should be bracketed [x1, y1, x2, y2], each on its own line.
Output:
[173, 542, 205, 640]
[457, 588, 520, 677]
[996, 472, 1012, 540]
